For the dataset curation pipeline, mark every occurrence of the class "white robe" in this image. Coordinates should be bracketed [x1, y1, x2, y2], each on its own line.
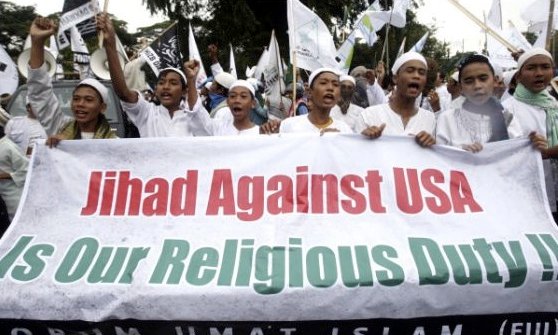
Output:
[355, 103, 436, 136]
[0, 137, 28, 220]
[330, 103, 364, 133]
[279, 115, 353, 134]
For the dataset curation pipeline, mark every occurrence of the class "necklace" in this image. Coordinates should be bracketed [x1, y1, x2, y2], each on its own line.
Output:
[309, 116, 334, 129]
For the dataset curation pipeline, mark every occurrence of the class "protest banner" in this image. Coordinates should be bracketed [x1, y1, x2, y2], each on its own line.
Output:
[0, 135, 557, 334]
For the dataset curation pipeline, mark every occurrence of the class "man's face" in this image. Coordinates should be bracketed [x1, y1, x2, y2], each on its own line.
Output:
[340, 81, 355, 100]
[394, 60, 427, 99]
[459, 62, 495, 105]
[517, 55, 554, 94]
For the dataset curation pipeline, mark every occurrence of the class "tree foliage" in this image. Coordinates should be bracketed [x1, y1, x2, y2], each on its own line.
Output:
[0, 1, 36, 57]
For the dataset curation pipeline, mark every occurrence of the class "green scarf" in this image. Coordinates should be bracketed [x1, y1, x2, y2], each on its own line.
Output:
[514, 83, 558, 146]
[59, 114, 117, 140]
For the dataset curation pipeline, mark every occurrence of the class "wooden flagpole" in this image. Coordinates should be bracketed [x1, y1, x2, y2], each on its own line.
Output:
[545, 0, 555, 52]
[98, 0, 109, 48]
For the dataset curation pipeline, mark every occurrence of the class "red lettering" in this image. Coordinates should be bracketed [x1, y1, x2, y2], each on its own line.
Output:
[81, 171, 103, 216]
[143, 178, 169, 216]
[170, 170, 198, 216]
[99, 171, 117, 216]
[237, 176, 264, 221]
[206, 169, 236, 215]
[311, 174, 339, 214]
[450, 171, 483, 213]
[114, 171, 142, 216]
[340, 175, 366, 214]
[394, 168, 423, 214]
[421, 169, 452, 214]
[267, 175, 294, 215]
[296, 166, 309, 213]
[365, 170, 386, 213]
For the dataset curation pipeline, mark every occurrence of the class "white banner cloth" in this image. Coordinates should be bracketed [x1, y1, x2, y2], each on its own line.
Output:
[0, 135, 557, 322]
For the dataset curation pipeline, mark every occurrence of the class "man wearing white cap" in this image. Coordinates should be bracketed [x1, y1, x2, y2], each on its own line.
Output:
[502, 48, 558, 217]
[99, 14, 192, 138]
[330, 75, 364, 132]
[26, 17, 117, 144]
[184, 60, 259, 136]
[355, 52, 436, 147]
[278, 68, 352, 134]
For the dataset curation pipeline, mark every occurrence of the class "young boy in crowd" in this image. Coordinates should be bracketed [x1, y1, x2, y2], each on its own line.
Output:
[26, 17, 117, 146]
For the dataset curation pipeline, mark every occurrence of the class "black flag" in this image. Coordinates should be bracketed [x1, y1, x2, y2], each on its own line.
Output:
[140, 22, 181, 76]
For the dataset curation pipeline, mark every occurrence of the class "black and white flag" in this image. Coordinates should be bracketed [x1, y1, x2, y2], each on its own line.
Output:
[57, 0, 100, 50]
[140, 22, 181, 76]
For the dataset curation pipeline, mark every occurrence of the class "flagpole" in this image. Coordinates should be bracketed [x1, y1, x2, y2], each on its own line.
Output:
[447, 0, 518, 52]
[98, 0, 109, 48]
[288, 0, 297, 117]
[380, 5, 395, 66]
[546, 0, 555, 51]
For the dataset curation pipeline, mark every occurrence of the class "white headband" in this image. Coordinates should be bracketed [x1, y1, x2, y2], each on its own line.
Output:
[77, 78, 109, 103]
[391, 51, 427, 74]
[308, 67, 341, 87]
[340, 75, 356, 86]
[229, 79, 255, 97]
[517, 48, 553, 70]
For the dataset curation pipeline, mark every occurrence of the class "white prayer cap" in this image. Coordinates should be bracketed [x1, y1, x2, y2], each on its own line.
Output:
[340, 75, 356, 86]
[214, 72, 235, 89]
[308, 67, 341, 87]
[492, 62, 503, 80]
[229, 79, 255, 97]
[204, 81, 212, 90]
[502, 70, 518, 87]
[159, 67, 188, 85]
[517, 48, 553, 70]
[77, 78, 109, 103]
[450, 71, 459, 82]
[391, 51, 427, 74]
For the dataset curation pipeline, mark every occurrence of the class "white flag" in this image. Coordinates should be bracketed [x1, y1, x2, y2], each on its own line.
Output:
[70, 26, 92, 79]
[487, 0, 502, 29]
[287, 0, 339, 72]
[229, 44, 238, 80]
[534, 24, 548, 48]
[0, 45, 18, 95]
[188, 23, 207, 88]
[410, 33, 428, 53]
[337, 30, 356, 74]
[264, 30, 284, 103]
[254, 48, 270, 82]
[396, 36, 407, 58]
[521, 0, 558, 29]
[487, 23, 532, 69]
[366, 0, 410, 28]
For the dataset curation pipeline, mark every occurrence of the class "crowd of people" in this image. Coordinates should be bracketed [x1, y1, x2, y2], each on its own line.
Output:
[0, 14, 557, 235]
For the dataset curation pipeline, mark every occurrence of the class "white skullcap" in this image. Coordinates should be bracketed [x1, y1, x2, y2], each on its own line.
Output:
[391, 51, 427, 74]
[214, 72, 236, 89]
[502, 70, 518, 87]
[450, 71, 459, 82]
[340, 75, 356, 86]
[204, 81, 212, 90]
[229, 79, 255, 97]
[517, 48, 553, 70]
[159, 67, 187, 85]
[308, 67, 341, 87]
[491, 61, 503, 80]
[77, 78, 109, 103]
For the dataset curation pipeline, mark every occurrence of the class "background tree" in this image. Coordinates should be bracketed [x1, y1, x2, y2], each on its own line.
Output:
[0, 1, 36, 57]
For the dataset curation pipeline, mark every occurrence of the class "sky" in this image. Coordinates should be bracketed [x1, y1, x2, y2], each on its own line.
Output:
[12, 0, 533, 54]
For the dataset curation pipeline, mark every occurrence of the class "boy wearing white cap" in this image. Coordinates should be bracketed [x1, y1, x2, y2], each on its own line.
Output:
[330, 75, 364, 132]
[278, 68, 353, 134]
[355, 52, 436, 147]
[98, 14, 192, 138]
[436, 54, 517, 152]
[26, 17, 117, 144]
[184, 60, 259, 136]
